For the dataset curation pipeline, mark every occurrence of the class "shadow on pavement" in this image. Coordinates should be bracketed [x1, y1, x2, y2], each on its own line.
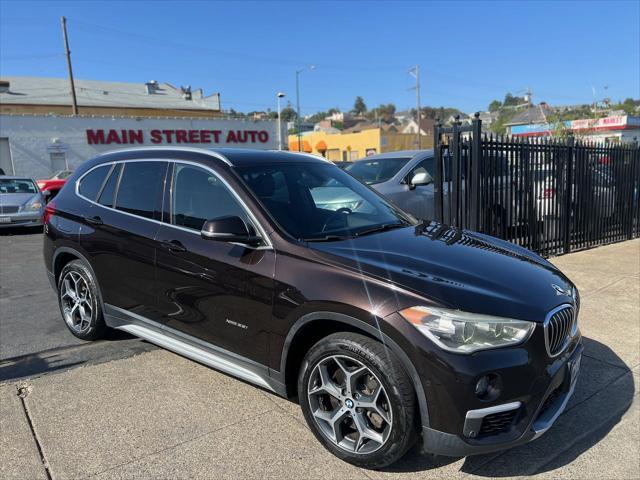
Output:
[380, 336, 634, 476]
[0, 330, 157, 383]
[0, 226, 44, 236]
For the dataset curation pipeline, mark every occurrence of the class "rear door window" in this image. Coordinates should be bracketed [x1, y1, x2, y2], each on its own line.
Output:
[79, 165, 110, 201]
[114, 161, 167, 220]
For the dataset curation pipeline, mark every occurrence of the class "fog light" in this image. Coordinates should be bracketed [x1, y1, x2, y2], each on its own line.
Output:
[475, 376, 489, 396]
[474, 373, 501, 401]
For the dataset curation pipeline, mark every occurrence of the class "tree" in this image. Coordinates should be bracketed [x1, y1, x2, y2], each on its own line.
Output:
[280, 106, 297, 122]
[488, 100, 502, 112]
[503, 93, 526, 107]
[352, 96, 367, 115]
[374, 103, 396, 122]
[612, 97, 640, 115]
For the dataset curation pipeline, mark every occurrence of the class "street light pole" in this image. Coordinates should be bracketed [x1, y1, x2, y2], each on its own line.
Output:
[409, 65, 421, 149]
[295, 65, 314, 152]
[276, 92, 285, 151]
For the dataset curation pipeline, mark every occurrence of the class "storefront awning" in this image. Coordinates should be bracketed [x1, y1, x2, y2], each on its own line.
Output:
[289, 139, 312, 153]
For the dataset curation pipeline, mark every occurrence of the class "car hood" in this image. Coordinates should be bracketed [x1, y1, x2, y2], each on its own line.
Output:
[0, 193, 38, 207]
[308, 221, 574, 323]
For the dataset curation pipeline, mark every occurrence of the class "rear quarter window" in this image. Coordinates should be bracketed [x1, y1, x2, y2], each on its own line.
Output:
[78, 165, 111, 201]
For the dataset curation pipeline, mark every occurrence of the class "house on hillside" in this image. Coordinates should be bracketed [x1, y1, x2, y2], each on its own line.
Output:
[343, 121, 398, 133]
[446, 112, 471, 125]
[504, 102, 554, 135]
[401, 118, 435, 137]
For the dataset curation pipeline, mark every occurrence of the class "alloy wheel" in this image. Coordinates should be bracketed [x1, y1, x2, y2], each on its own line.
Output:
[307, 355, 392, 455]
[60, 271, 93, 333]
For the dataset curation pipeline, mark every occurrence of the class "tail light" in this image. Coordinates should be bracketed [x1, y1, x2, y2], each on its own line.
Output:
[43, 200, 57, 224]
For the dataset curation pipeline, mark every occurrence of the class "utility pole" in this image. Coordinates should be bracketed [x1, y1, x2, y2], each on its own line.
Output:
[61, 16, 78, 116]
[409, 65, 421, 148]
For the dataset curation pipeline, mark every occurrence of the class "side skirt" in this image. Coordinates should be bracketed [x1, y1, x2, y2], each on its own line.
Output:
[104, 304, 286, 396]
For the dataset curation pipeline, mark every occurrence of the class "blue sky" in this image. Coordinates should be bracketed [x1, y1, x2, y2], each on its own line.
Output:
[1, 0, 639, 115]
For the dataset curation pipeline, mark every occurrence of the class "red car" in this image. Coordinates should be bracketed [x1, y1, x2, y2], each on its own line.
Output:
[36, 170, 73, 201]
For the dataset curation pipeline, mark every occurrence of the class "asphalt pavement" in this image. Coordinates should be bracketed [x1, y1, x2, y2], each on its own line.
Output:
[0, 228, 156, 382]
[0, 230, 638, 479]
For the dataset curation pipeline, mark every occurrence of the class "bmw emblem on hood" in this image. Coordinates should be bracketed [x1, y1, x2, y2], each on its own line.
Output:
[551, 284, 571, 296]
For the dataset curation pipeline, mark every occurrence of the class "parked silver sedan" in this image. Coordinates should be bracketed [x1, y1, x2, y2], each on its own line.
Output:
[0, 176, 47, 229]
[344, 150, 440, 219]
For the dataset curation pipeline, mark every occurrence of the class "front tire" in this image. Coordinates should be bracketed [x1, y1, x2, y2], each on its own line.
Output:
[298, 332, 417, 469]
[57, 259, 106, 341]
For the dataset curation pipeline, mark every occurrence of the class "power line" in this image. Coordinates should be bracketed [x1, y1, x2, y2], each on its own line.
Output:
[68, 17, 408, 72]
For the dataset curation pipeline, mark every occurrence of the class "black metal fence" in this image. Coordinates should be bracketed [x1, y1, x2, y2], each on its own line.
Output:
[433, 115, 640, 257]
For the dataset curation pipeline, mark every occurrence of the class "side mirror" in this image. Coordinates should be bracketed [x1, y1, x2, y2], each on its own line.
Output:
[409, 171, 433, 189]
[201, 215, 262, 246]
[41, 189, 51, 198]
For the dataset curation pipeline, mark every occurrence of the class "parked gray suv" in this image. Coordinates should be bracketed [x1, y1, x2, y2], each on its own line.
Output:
[344, 151, 440, 219]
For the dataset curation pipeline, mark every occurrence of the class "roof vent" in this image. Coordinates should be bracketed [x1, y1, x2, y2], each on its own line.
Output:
[0, 80, 9, 94]
[145, 80, 159, 95]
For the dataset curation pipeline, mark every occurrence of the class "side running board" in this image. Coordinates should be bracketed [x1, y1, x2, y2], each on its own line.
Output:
[116, 323, 275, 392]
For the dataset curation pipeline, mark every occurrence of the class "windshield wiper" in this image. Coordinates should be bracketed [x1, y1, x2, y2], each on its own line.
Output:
[355, 222, 407, 237]
[303, 234, 351, 242]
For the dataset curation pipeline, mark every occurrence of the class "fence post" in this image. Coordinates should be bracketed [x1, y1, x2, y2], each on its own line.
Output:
[629, 139, 639, 240]
[469, 113, 482, 231]
[563, 134, 575, 255]
[433, 119, 443, 223]
[451, 116, 460, 227]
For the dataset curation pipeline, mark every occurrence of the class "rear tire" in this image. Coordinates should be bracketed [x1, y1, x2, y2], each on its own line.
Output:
[57, 259, 106, 341]
[298, 332, 417, 469]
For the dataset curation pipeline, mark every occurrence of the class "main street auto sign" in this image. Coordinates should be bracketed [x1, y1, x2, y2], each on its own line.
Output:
[86, 128, 270, 145]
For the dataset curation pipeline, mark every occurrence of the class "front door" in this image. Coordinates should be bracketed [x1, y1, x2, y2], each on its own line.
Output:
[154, 162, 275, 366]
[387, 158, 437, 220]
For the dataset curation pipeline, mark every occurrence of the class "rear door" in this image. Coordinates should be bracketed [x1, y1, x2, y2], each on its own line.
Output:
[154, 161, 275, 365]
[79, 160, 168, 319]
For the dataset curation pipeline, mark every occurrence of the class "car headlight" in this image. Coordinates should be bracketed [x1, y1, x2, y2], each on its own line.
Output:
[400, 306, 535, 354]
[23, 198, 43, 211]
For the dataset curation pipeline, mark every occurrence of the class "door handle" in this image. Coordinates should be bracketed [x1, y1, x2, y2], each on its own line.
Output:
[160, 239, 187, 253]
[84, 215, 103, 226]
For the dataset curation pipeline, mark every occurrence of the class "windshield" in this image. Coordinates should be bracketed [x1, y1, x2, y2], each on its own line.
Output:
[0, 179, 37, 194]
[236, 163, 415, 241]
[345, 157, 409, 184]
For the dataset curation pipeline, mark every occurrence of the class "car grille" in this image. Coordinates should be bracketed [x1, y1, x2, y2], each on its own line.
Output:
[545, 306, 576, 357]
[478, 409, 519, 436]
[0, 206, 19, 214]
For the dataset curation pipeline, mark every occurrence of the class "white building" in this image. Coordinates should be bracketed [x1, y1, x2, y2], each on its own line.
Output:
[0, 114, 279, 178]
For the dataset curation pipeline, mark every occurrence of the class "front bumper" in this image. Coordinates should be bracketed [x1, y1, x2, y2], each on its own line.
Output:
[0, 211, 43, 228]
[422, 339, 583, 456]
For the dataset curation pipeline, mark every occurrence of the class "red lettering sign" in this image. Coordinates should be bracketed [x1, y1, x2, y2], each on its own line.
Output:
[86, 129, 105, 144]
[85, 129, 269, 145]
